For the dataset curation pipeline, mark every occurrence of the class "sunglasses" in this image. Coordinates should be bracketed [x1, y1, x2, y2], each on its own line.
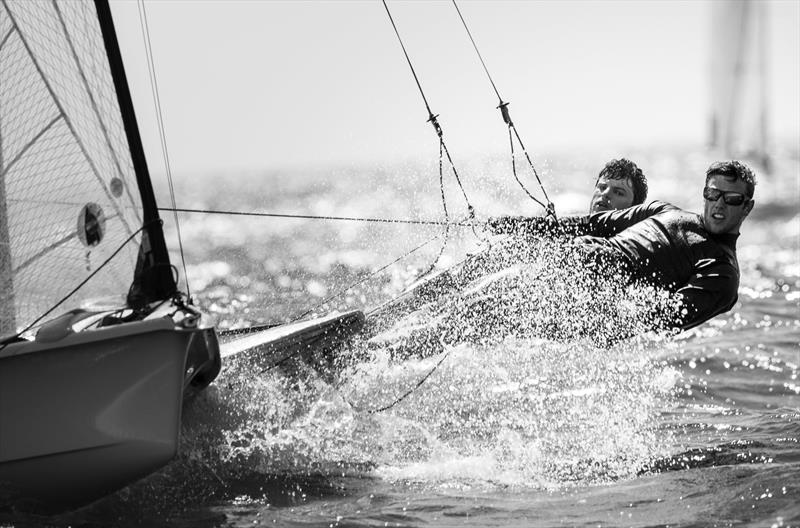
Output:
[703, 187, 748, 206]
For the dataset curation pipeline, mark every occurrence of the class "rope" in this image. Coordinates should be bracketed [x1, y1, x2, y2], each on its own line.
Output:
[292, 233, 445, 322]
[508, 127, 549, 211]
[341, 249, 491, 414]
[157, 206, 474, 227]
[356, 241, 498, 414]
[451, 0, 556, 218]
[364, 246, 485, 318]
[242, 2, 524, 413]
[249, 3, 490, 409]
[381, 0, 475, 211]
[261, 230, 448, 372]
[411, 141, 454, 280]
[508, 117, 557, 218]
[381, 0, 479, 270]
[365, 346, 452, 414]
[137, 1, 193, 298]
[381, 0, 436, 126]
[451, 0, 502, 103]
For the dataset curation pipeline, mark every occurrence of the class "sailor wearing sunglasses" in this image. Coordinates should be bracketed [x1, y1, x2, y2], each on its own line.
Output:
[702, 172, 754, 236]
[488, 160, 756, 333]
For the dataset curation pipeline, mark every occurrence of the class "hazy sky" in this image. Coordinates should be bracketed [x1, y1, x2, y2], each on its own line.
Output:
[111, 0, 800, 176]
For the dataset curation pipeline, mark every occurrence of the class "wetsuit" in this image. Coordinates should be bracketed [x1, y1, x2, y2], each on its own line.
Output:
[493, 200, 740, 331]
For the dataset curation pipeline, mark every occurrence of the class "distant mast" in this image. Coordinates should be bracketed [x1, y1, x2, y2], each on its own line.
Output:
[708, 0, 770, 172]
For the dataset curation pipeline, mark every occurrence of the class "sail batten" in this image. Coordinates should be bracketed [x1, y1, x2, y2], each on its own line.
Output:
[0, 114, 62, 180]
[13, 231, 74, 276]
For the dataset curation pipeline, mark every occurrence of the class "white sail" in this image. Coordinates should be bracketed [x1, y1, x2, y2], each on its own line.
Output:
[0, 0, 150, 335]
[708, 0, 770, 167]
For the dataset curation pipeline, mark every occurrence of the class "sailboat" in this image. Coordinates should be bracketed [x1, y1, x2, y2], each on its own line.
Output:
[0, 0, 370, 513]
[0, 0, 225, 512]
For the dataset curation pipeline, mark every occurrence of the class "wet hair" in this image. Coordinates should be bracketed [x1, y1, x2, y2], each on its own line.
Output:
[705, 160, 756, 199]
[596, 158, 648, 205]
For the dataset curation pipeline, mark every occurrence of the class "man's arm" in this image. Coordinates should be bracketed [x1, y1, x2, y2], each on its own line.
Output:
[581, 200, 675, 237]
[672, 259, 739, 331]
[487, 215, 568, 237]
[488, 201, 673, 238]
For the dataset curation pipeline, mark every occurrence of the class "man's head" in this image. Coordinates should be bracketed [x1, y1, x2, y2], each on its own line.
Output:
[589, 158, 648, 213]
[702, 160, 756, 235]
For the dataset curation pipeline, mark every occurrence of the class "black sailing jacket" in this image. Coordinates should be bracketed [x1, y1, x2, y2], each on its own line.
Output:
[561, 200, 740, 331]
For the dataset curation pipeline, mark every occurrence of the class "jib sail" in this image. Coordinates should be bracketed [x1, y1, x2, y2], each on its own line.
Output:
[0, 0, 174, 337]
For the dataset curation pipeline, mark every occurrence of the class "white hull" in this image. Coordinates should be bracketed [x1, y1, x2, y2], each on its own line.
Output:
[0, 317, 220, 512]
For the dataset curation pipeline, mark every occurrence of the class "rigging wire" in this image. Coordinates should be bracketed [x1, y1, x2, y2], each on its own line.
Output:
[157, 206, 475, 227]
[381, 0, 478, 248]
[451, 0, 557, 218]
[291, 231, 449, 323]
[251, 1, 503, 412]
[324, 1, 503, 414]
[136, 0, 193, 299]
[351, 2, 567, 414]
[259, 230, 450, 369]
[271, 0, 486, 412]
[355, 246, 493, 413]
[159, 2, 556, 416]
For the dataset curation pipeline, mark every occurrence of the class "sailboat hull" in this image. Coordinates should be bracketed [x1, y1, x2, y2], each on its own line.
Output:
[0, 318, 219, 513]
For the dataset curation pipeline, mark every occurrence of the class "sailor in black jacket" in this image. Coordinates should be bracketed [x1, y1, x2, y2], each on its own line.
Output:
[489, 160, 756, 331]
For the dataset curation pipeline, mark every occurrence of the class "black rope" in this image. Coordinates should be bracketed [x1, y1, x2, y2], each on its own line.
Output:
[158, 206, 474, 227]
[508, 118, 557, 218]
[451, 0, 556, 218]
[416, 142, 453, 278]
[365, 347, 452, 414]
[436, 131, 474, 219]
[508, 127, 549, 211]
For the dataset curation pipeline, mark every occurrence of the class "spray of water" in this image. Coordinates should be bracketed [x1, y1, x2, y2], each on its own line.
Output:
[172, 238, 681, 501]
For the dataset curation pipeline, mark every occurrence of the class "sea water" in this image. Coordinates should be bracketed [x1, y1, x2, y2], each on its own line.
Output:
[4, 147, 798, 527]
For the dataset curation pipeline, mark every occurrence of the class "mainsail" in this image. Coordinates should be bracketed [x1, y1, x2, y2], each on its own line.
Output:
[0, 0, 174, 336]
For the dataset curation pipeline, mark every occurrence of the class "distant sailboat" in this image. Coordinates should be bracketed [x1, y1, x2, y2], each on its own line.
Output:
[708, 0, 771, 171]
[0, 0, 221, 512]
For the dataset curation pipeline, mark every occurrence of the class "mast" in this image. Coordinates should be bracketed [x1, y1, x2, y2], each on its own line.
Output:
[93, 0, 176, 307]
